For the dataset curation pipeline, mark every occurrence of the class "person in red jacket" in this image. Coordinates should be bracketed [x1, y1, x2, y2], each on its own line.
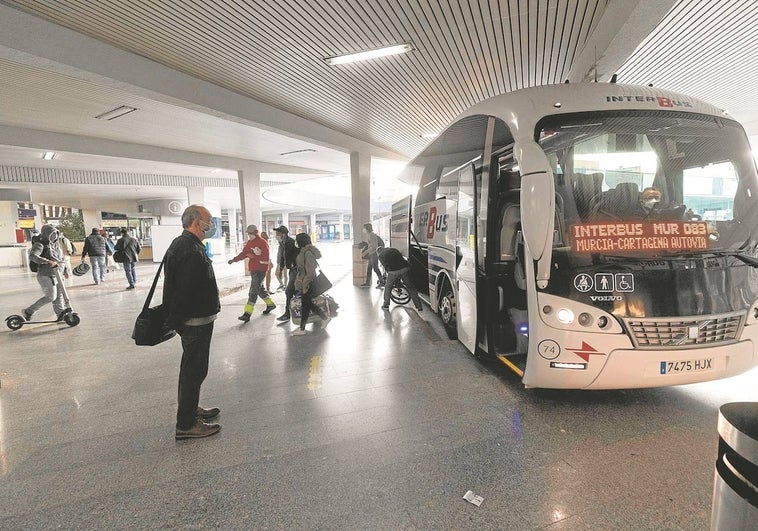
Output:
[228, 224, 276, 322]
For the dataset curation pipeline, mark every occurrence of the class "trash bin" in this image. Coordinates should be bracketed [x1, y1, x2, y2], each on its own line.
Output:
[710, 402, 758, 530]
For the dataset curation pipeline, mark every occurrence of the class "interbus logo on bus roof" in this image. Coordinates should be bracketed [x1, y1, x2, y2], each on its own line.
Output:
[605, 95, 693, 108]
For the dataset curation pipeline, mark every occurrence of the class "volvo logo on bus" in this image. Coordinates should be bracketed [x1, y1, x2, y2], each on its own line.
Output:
[418, 207, 448, 238]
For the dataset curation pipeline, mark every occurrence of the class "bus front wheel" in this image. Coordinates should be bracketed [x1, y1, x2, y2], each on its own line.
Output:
[439, 285, 458, 340]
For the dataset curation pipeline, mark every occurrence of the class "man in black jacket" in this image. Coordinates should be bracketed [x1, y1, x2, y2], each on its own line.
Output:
[163, 205, 222, 440]
[274, 225, 299, 322]
[80, 227, 111, 285]
[114, 228, 142, 289]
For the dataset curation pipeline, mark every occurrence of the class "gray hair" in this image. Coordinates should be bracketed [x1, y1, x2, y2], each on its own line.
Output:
[182, 205, 206, 229]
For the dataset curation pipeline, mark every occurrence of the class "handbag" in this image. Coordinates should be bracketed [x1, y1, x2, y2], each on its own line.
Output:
[113, 249, 125, 263]
[132, 257, 176, 346]
[308, 262, 332, 297]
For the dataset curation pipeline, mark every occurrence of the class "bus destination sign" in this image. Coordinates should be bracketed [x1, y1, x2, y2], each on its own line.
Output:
[571, 221, 709, 253]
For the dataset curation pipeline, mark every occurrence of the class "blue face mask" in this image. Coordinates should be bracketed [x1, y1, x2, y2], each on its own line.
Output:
[199, 219, 216, 239]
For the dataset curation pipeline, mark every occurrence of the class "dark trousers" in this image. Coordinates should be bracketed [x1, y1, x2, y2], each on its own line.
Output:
[176, 322, 214, 430]
[300, 290, 328, 330]
[365, 252, 384, 284]
[284, 266, 297, 314]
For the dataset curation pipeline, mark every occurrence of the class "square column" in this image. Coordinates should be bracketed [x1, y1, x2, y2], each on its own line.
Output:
[351, 152, 371, 285]
[238, 166, 261, 230]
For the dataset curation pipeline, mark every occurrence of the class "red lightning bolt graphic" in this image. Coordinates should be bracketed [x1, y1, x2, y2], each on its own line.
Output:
[568, 341, 605, 362]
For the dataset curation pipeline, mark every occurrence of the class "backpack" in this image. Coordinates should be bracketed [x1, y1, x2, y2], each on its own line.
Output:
[28, 235, 48, 273]
[375, 234, 385, 249]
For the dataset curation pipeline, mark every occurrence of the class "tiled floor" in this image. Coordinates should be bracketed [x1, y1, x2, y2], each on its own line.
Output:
[1, 241, 755, 530]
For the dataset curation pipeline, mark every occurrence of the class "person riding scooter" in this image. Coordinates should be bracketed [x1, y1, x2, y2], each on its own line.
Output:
[22, 224, 67, 322]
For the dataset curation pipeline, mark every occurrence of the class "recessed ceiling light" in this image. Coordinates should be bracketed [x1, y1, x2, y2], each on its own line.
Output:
[94, 105, 138, 121]
[42, 151, 56, 160]
[324, 43, 413, 66]
[210, 169, 222, 173]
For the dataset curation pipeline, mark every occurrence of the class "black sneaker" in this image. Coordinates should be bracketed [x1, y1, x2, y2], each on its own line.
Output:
[262, 304, 276, 315]
[238, 313, 251, 322]
[276, 313, 291, 322]
[22, 309, 33, 321]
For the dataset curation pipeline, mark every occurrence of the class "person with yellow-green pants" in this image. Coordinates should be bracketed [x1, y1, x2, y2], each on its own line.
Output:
[228, 224, 276, 322]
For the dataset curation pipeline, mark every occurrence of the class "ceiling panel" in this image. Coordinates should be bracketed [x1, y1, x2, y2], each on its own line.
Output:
[2, 0, 610, 158]
[617, 0, 758, 132]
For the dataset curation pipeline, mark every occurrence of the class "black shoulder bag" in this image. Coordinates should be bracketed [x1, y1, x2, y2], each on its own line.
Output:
[132, 257, 176, 346]
[309, 260, 332, 298]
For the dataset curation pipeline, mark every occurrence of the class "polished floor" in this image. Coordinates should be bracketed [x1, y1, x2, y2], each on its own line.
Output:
[1, 241, 756, 530]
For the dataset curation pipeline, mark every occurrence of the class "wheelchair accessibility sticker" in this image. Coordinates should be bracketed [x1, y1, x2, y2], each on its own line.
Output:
[574, 273, 634, 293]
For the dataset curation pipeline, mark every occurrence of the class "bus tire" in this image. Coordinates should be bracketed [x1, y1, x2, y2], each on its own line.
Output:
[438, 282, 457, 340]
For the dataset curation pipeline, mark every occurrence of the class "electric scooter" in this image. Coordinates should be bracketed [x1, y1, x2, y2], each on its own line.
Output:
[5, 267, 81, 330]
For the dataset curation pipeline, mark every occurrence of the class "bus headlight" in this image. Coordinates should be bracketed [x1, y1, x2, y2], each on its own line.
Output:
[557, 308, 575, 324]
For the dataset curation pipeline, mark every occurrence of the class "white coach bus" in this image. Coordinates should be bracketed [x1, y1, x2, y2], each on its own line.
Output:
[392, 82, 758, 389]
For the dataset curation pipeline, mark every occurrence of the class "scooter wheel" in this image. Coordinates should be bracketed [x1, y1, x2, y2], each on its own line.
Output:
[65, 313, 81, 327]
[6, 315, 24, 331]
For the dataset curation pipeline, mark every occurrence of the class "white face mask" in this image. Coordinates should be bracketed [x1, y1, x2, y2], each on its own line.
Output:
[643, 199, 659, 209]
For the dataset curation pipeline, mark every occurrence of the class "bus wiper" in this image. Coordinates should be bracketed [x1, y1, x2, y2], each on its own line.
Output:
[704, 250, 758, 268]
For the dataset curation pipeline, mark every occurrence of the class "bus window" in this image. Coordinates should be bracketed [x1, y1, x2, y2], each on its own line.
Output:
[682, 161, 738, 221]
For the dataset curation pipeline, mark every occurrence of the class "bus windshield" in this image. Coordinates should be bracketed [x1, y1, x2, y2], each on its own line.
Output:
[536, 111, 758, 259]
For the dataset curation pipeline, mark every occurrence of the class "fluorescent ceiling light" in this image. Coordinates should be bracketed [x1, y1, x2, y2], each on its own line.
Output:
[94, 105, 138, 121]
[324, 43, 413, 65]
[42, 151, 56, 160]
[210, 169, 222, 173]
[280, 149, 316, 156]
[420, 132, 439, 139]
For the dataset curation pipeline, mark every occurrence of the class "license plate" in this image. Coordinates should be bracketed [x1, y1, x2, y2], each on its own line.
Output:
[659, 359, 713, 374]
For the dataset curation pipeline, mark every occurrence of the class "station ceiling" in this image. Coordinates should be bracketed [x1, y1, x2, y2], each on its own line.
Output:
[0, 0, 756, 210]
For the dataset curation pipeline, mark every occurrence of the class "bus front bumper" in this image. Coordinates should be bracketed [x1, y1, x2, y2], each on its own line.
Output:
[584, 340, 756, 390]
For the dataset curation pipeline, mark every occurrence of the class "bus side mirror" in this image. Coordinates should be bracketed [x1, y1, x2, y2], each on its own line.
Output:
[515, 141, 555, 289]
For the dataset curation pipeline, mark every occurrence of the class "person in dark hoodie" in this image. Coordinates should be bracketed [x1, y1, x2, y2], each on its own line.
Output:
[274, 225, 299, 322]
[22, 224, 67, 322]
[291, 233, 331, 336]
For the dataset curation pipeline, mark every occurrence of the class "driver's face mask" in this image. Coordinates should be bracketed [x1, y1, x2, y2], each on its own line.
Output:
[643, 198, 659, 209]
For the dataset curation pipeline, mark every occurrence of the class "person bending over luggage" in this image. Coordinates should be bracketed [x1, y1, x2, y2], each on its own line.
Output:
[377, 247, 423, 313]
[22, 224, 67, 322]
[291, 233, 331, 336]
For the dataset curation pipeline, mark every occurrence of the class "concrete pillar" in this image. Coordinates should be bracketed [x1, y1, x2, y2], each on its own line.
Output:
[0, 202, 16, 245]
[338, 214, 345, 241]
[350, 152, 371, 244]
[227, 207, 238, 247]
[238, 166, 261, 230]
[307, 213, 316, 242]
[351, 152, 371, 285]
[81, 209, 102, 233]
[187, 186, 205, 206]
[280, 211, 289, 232]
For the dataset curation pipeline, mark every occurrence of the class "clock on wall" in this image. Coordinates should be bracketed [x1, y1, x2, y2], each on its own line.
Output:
[167, 200, 183, 215]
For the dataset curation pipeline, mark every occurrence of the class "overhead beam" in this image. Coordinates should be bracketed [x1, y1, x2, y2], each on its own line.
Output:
[568, 0, 678, 83]
[0, 125, 325, 175]
[0, 4, 404, 162]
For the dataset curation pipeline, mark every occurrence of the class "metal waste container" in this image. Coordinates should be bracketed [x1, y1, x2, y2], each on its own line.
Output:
[711, 402, 758, 530]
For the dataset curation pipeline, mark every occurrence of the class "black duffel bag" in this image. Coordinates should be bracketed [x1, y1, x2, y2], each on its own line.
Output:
[132, 258, 176, 346]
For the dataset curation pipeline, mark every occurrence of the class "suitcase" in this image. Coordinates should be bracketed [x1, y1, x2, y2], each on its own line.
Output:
[290, 294, 339, 325]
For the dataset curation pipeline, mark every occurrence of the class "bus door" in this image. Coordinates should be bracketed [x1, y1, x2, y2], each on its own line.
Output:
[456, 163, 478, 352]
